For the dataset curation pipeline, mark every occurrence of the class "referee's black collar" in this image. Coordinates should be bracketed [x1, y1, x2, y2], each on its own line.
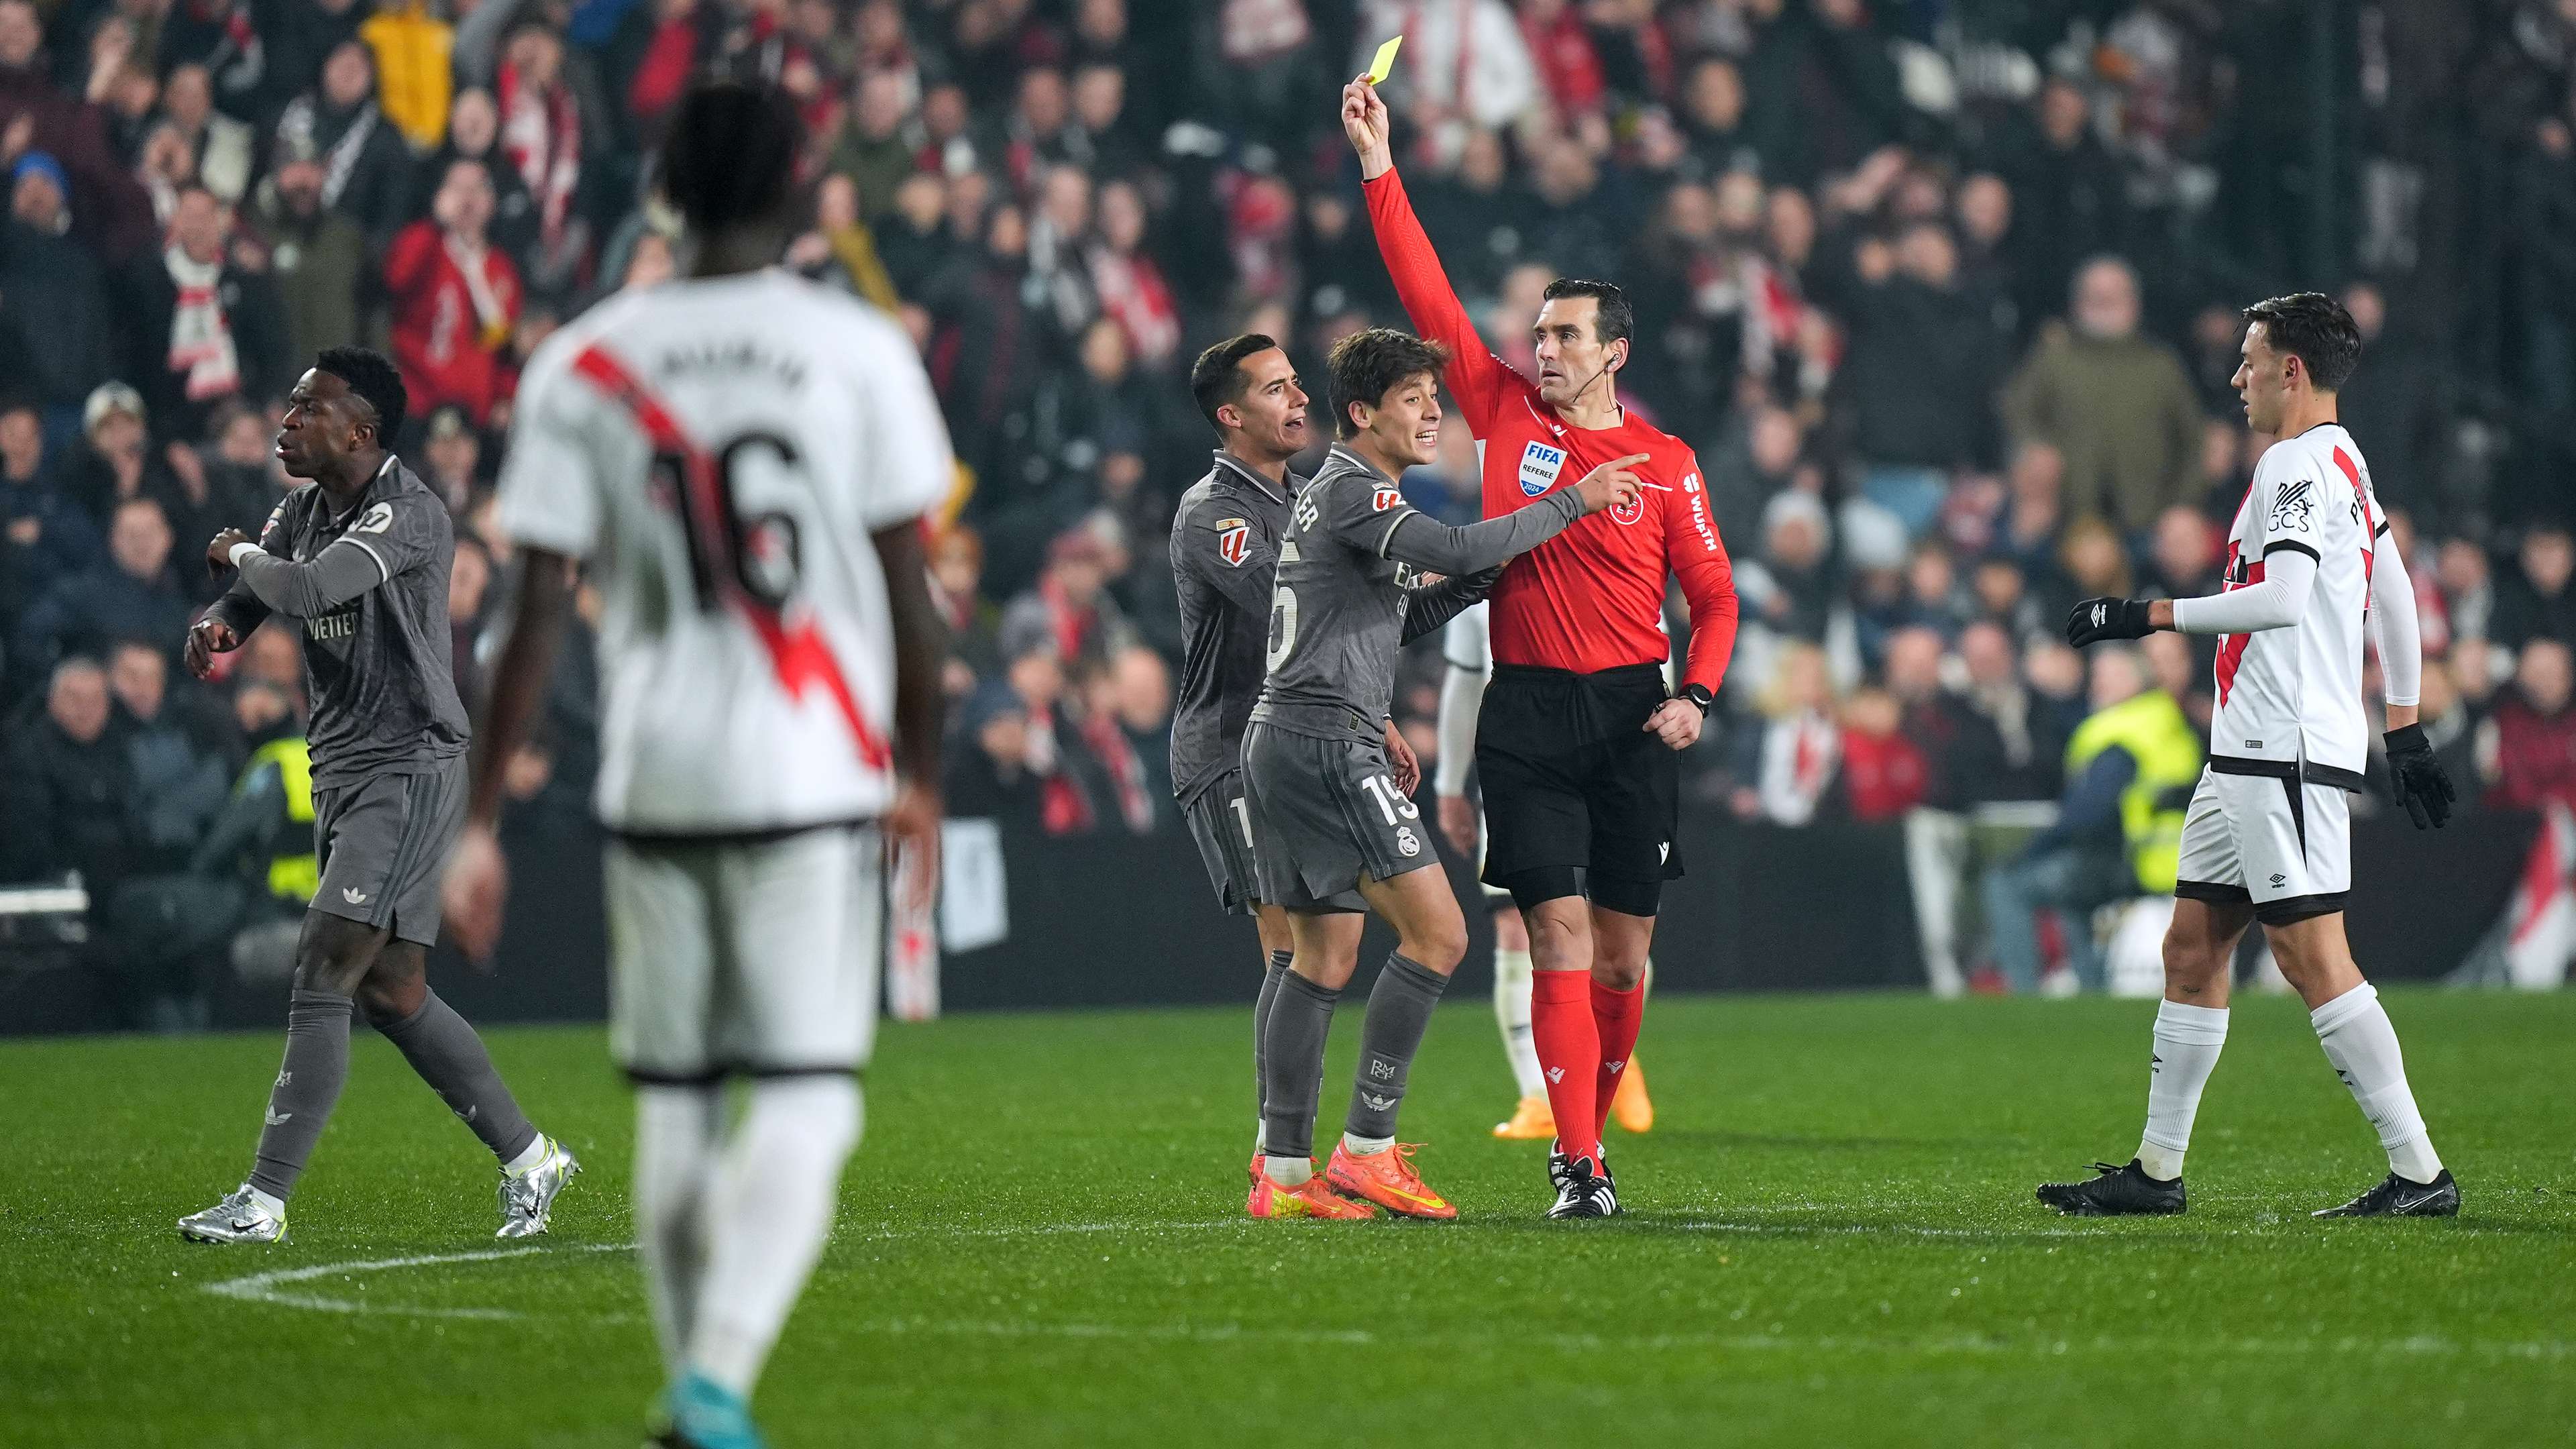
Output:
[1207, 449, 1293, 504]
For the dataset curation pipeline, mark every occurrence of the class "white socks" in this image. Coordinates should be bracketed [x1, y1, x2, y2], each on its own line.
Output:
[637, 1077, 863, 1399]
[635, 1089, 720, 1381]
[1493, 946, 1544, 1097]
[1264, 1155, 1313, 1188]
[2310, 983, 2444, 1184]
[1342, 1132, 1391, 1157]
[249, 1186, 286, 1220]
[2137, 1000, 2229, 1181]
[502, 1132, 552, 1177]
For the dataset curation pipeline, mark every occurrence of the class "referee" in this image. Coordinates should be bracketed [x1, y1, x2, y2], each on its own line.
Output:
[1344, 76, 1740, 1215]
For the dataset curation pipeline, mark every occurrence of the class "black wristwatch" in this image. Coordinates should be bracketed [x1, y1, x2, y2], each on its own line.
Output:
[1677, 683, 1715, 716]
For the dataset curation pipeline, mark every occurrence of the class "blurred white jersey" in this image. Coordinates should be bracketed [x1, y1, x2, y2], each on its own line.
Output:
[496, 270, 951, 835]
[2209, 423, 2385, 780]
[1442, 601, 1492, 678]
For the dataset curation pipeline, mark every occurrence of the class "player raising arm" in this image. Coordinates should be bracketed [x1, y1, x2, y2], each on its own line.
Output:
[1245, 327, 1640, 1220]
[2051, 292, 2461, 1219]
[175, 347, 576, 1248]
[439, 80, 951, 1448]
[1345, 75, 1735, 1217]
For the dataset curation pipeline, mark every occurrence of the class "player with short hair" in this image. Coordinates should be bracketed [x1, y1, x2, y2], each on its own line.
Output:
[1171, 333, 1426, 1195]
[1346, 77, 1737, 1217]
[175, 346, 577, 1246]
[439, 79, 951, 1448]
[1434, 602, 1655, 1140]
[1246, 326, 1641, 1220]
[2049, 291, 2461, 1219]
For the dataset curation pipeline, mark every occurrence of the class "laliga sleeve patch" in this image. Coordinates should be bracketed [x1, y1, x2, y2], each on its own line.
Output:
[1216, 520, 1250, 566]
[1517, 441, 1567, 497]
[1372, 486, 1403, 513]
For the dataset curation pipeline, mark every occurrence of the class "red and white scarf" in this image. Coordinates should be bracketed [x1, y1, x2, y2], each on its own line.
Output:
[498, 61, 580, 248]
[164, 246, 240, 401]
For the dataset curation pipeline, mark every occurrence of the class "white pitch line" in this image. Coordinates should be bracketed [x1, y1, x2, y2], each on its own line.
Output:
[194, 1231, 2574, 1362]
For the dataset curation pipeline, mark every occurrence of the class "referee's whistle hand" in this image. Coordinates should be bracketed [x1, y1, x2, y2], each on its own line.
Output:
[1573, 453, 1650, 515]
[1644, 698, 1703, 751]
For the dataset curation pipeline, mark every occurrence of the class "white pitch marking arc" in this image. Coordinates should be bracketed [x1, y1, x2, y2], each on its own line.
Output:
[196, 1228, 2575, 1361]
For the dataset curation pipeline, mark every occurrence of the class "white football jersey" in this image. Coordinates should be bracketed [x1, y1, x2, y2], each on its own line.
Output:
[2208, 423, 2385, 778]
[1441, 600, 1492, 677]
[496, 270, 951, 835]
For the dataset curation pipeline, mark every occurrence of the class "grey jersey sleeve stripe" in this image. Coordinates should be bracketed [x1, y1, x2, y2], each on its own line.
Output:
[341, 536, 394, 586]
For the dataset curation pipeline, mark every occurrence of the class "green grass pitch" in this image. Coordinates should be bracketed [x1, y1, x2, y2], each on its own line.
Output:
[6, 987, 2573, 1448]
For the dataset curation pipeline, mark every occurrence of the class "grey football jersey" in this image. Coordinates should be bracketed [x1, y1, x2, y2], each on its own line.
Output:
[205, 455, 471, 787]
[1251, 444, 1586, 743]
[1167, 451, 1299, 804]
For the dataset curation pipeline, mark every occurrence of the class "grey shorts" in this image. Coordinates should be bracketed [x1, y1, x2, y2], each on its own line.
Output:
[1241, 722, 1437, 914]
[1182, 771, 1263, 916]
[310, 755, 468, 946]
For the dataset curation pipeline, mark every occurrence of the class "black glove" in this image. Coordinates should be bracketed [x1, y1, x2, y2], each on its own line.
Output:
[2065, 597, 2155, 647]
[2384, 722, 2456, 830]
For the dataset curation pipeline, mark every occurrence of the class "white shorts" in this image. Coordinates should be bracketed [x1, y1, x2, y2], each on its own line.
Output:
[604, 824, 883, 1083]
[2173, 760, 2356, 926]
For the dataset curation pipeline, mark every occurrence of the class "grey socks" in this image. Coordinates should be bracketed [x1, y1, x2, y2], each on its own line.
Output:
[1346, 953, 1450, 1142]
[1252, 951, 1289, 1152]
[1259, 969, 1342, 1163]
[250, 988, 353, 1201]
[378, 989, 540, 1166]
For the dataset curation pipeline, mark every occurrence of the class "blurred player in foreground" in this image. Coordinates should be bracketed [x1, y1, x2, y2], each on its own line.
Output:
[1245, 327, 1640, 1220]
[1167, 334, 1416, 1192]
[441, 80, 951, 1448]
[2050, 292, 2460, 1219]
[1436, 600, 1654, 1141]
[1348, 76, 1737, 1217]
[177, 346, 575, 1246]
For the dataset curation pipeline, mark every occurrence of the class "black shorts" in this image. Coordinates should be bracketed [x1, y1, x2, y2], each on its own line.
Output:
[1476, 662, 1681, 894]
[1242, 722, 1437, 914]
[1181, 770, 1262, 916]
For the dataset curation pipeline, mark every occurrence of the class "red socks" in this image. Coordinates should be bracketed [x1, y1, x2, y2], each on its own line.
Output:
[1589, 980, 1644, 1149]
[1529, 970, 1600, 1161]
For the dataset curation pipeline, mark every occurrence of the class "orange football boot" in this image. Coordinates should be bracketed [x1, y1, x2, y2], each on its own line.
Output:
[1611, 1053, 1655, 1134]
[1324, 1142, 1457, 1220]
[1492, 1094, 1556, 1140]
[1248, 1167, 1380, 1220]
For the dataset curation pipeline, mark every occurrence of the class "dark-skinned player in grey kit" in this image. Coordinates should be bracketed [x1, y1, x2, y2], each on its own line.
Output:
[175, 346, 576, 1245]
[1244, 327, 1642, 1219]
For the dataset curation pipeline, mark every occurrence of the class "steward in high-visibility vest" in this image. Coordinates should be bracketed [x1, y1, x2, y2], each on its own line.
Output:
[2063, 688, 2202, 892]
[222, 737, 318, 905]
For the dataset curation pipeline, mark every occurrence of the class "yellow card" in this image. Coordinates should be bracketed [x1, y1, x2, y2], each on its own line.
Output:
[1366, 35, 1403, 84]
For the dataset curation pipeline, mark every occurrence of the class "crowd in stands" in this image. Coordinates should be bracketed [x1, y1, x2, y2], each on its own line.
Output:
[5, 0, 2576, 1017]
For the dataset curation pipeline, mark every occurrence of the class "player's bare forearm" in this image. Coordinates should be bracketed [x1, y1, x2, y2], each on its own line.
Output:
[465, 549, 574, 828]
[2384, 702, 2420, 731]
[873, 520, 947, 788]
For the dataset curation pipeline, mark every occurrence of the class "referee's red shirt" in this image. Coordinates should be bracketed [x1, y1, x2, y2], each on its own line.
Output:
[1364, 166, 1739, 695]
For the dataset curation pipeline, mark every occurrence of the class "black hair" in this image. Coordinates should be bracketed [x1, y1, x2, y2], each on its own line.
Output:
[1189, 333, 1279, 431]
[1327, 328, 1448, 439]
[1541, 277, 1633, 350]
[315, 345, 408, 446]
[2243, 291, 2363, 392]
[660, 78, 805, 236]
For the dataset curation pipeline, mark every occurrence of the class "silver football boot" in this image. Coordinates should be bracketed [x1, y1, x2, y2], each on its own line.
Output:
[178, 1183, 286, 1244]
[497, 1136, 580, 1238]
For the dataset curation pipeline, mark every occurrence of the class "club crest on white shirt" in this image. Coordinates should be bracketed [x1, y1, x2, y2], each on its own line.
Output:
[2269, 478, 2314, 533]
[1518, 441, 1567, 496]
